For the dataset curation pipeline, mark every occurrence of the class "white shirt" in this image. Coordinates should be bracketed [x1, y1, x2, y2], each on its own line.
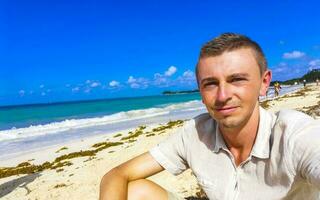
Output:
[150, 107, 320, 199]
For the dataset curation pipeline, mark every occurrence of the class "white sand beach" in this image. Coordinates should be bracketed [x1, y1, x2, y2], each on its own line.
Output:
[0, 84, 319, 199]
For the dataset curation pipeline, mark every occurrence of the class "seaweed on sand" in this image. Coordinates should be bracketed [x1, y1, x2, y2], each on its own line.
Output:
[120, 125, 146, 141]
[113, 133, 122, 138]
[152, 120, 184, 133]
[54, 183, 67, 188]
[55, 146, 68, 153]
[259, 100, 271, 109]
[0, 141, 123, 179]
[296, 101, 320, 118]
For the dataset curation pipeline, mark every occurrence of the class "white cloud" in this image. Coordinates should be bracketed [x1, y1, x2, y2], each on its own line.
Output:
[41, 92, 46, 96]
[183, 70, 194, 78]
[84, 88, 91, 93]
[279, 40, 285, 45]
[130, 83, 140, 89]
[309, 59, 320, 67]
[85, 80, 91, 84]
[177, 70, 196, 86]
[126, 76, 149, 89]
[165, 66, 177, 76]
[127, 76, 136, 84]
[273, 67, 287, 73]
[40, 84, 45, 88]
[153, 73, 169, 86]
[282, 51, 305, 59]
[90, 82, 100, 88]
[19, 90, 25, 97]
[72, 87, 80, 92]
[109, 80, 120, 87]
[272, 62, 288, 73]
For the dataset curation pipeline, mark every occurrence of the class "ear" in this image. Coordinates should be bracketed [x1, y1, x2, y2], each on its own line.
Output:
[259, 70, 272, 96]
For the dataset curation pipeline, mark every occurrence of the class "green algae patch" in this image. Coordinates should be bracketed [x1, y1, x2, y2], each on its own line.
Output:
[92, 141, 123, 152]
[296, 101, 320, 118]
[55, 146, 68, 153]
[260, 100, 271, 109]
[120, 126, 146, 141]
[127, 139, 137, 143]
[146, 133, 155, 137]
[152, 120, 184, 133]
[51, 161, 73, 169]
[54, 151, 95, 163]
[113, 133, 122, 138]
[54, 183, 67, 188]
[17, 162, 32, 168]
[56, 168, 64, 172]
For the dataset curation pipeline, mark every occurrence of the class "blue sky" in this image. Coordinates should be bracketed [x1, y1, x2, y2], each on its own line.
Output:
[2, 0, 320, 106]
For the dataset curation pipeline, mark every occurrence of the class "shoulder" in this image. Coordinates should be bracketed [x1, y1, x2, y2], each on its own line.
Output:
[275, 109, 314, 130]
[193, 112, 216, 132]
[183, 112, 217, 143]
[273, 109, 319, 144]
[179, 112, 216, 138]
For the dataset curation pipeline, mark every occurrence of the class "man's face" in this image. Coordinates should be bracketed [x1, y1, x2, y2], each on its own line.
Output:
[197, 48, 270, 129]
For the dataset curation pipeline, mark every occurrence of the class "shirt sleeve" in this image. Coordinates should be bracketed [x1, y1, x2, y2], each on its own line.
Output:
[149, 122, 190, 175]
[289, 119, 320, 189]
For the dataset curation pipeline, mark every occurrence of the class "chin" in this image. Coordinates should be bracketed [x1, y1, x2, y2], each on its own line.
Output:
[219, 117, 244, 129]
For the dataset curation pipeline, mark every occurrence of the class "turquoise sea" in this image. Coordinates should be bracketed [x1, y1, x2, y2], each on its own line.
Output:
[0, 93, 201, 131]
[0, 93, 206, 157]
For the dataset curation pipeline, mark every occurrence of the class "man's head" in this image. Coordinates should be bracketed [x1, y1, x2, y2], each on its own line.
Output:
[196, 33, 271, 130]
[196, 33, 267, 84]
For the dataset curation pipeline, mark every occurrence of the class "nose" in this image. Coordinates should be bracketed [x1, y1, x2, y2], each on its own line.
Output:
[216, 83, 231, 103]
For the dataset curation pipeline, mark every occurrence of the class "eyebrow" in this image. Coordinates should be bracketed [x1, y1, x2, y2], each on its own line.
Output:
[229, 73, 250, 79]
[200, 73, 250, 85]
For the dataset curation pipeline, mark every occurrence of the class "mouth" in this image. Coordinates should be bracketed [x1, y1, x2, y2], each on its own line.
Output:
[214, 106, 239, 115]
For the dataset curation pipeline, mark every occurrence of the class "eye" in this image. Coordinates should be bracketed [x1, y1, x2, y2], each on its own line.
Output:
[231, 77, 247, 82]
[203, 81, 217, 87]
[201, 81, 218, 90]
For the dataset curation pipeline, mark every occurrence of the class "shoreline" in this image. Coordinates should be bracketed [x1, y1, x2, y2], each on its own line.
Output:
[0, 84, 319, 199]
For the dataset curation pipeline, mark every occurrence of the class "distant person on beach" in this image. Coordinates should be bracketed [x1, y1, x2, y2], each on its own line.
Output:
[303, 79, 307, 87]
[316, 78, 319, 86]
[273, 82, 281, 97]
[100, 33, 320, 200]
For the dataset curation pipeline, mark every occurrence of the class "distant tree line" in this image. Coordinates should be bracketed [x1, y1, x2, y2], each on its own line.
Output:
[270, 69, 320, 85]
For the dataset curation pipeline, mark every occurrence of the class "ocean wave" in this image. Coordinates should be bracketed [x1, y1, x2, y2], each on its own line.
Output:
[0, 100, 203, 142]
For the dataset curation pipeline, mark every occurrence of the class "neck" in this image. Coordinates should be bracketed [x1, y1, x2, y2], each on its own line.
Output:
[219, 103, 260, 166]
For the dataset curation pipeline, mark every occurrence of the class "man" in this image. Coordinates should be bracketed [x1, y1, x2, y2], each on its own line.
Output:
[273, 82, 282, 98]
[100, 33, 320, 199]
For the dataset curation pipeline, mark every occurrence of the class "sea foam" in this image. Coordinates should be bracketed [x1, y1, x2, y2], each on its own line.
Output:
[0, 100, 204, 142]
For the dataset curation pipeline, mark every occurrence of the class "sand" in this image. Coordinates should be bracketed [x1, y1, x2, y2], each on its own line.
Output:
[0, 84, 319, 199]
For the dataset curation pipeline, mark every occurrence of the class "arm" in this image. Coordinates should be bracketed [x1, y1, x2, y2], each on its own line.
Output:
[99, 152, 164, 200]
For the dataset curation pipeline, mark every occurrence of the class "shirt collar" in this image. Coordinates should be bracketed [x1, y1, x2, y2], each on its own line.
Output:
[250, 106, 275, 159]
[213, 123, 228, 153]
[212, 106, 275, 159]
